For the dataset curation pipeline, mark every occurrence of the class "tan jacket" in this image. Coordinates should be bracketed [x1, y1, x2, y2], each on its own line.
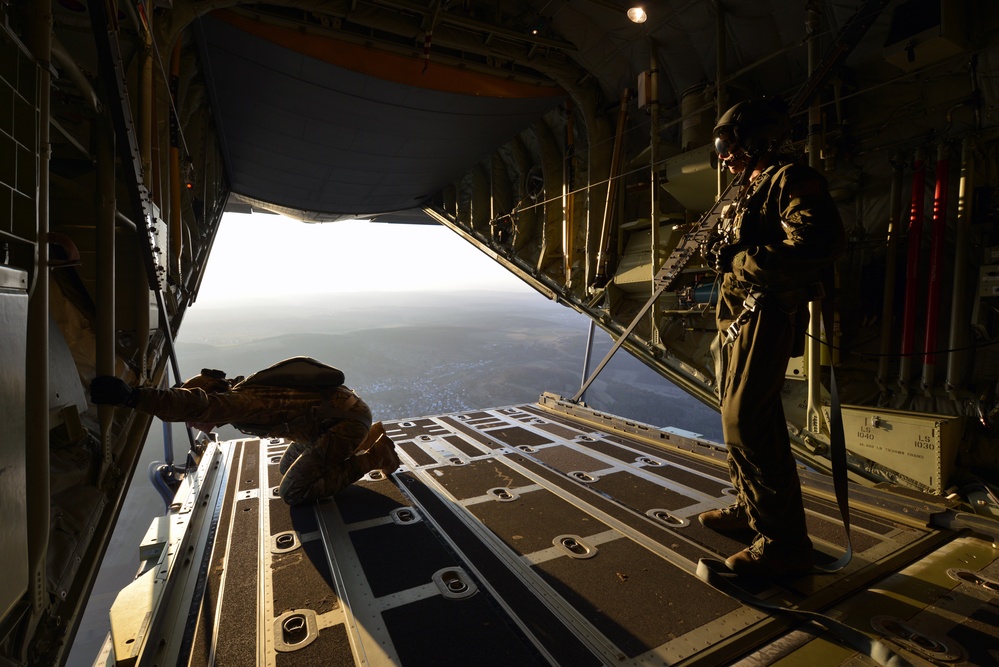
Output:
[134, 384, 371, 441]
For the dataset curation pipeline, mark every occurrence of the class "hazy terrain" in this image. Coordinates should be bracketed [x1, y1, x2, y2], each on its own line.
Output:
[68, 290, 721, 665]
[175, 291, 721, 438]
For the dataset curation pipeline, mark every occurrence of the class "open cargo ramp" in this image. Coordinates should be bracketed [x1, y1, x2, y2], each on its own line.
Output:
[100, 397, 999, 666]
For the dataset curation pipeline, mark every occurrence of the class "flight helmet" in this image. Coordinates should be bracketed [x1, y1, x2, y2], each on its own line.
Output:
[713, 99, 791, 163]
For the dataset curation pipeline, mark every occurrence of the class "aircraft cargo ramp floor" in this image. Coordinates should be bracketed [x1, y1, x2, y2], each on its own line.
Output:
[104, 395, 999, 667]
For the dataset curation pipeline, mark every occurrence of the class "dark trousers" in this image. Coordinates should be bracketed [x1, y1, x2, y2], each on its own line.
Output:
[277, 391, 373, 505]
[719, 297, 812, 554]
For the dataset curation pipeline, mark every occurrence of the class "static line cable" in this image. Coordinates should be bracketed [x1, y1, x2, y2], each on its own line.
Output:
[507, 147, 681, 222]
[804, 331, 999, 358]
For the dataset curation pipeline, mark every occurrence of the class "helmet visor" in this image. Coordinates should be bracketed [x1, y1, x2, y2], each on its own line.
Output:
[714, 128, 739, 159]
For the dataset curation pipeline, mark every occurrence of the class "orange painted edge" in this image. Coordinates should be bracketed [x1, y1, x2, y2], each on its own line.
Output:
[213, 9, 565, 99]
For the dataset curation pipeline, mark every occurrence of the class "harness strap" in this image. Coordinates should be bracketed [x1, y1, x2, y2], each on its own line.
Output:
[695, 559, 913, 666]
[726, 293, 854, 570]
[726, 281, 826, 345]
[702, 297, 869, 658]
[817, 291, 854, 574]
[724, 291, 763, 343]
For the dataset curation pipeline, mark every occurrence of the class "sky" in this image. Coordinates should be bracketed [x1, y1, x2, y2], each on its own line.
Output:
[194, 212, 534, 304]
[67, 211, 549, 667]
[69, 208, 724, 667]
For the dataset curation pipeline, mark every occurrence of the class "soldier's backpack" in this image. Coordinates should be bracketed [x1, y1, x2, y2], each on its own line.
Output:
[234, 356, 345, 391]
[229, 357, 356, 439]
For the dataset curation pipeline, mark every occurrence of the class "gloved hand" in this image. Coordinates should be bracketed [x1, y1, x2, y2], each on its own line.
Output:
[703, 234, 741, 273]
[90, 376, 138, 407]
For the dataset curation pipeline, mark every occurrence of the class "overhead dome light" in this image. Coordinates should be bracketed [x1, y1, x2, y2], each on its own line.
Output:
[627, 7, 648, 23]
[528, 17, 547, 35]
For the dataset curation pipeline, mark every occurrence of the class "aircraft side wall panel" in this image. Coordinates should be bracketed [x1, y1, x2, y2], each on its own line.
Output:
[0, 265, 28, 620]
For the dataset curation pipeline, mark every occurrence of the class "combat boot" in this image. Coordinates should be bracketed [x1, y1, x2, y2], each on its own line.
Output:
[698, 502, 752, 533]
[279, 440, 307, 474]
[370, 433, 401, 474]
[725, 540, 813, 579]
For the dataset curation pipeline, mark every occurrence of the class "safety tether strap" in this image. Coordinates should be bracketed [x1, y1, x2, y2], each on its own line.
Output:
[696, 300, 883, 659]
[722, 296, 855, 572]
[816, 290, 854, 573]
[815, 351, 854, 573]
[695, 559, 913, 666]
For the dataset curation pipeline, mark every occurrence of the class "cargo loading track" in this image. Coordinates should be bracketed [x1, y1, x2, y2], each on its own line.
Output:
[104, 399, 999, 667]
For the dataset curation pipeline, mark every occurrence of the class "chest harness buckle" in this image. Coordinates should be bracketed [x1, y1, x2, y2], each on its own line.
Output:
[725, 291, 764, 344]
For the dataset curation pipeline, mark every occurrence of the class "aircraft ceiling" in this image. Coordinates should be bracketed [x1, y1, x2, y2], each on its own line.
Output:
[191, 0, 906, 222]
[196, 10, 565, 219]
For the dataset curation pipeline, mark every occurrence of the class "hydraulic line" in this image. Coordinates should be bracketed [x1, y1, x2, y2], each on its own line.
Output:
[946, 138, 976, 394]
[595, 89, 629, 286]
[26, 0, 52, 627]
[877, 158, 904, 390]
[716, 0, 726, 197]
[170, 40, 183, 283]
[805, 2, 824, 435]
[921, 143, 950, 392]
[562, 100, 575, 286]
[97, 120, 115, 482]
[899, 152, 926, 390]
[716, 0, 726, 116]
[51, 36, 99, 112]
[141, 7, 153, 202]
[649, 38, 662, 345]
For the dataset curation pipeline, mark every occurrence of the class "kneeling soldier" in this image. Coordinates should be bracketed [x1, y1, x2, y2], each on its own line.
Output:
[89, 358, 400, 506]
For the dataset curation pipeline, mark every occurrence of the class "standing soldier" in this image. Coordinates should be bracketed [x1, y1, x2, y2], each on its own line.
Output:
[89, 357, 400, 505]
[698, 100, 846, 579]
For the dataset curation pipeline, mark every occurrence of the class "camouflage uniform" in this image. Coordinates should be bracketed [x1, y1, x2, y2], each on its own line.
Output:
[134, 384, 373, 505]
[716, 161, 845, 558]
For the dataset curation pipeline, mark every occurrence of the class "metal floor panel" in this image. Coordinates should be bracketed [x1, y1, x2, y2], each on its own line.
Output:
[167, 402, 999, 667]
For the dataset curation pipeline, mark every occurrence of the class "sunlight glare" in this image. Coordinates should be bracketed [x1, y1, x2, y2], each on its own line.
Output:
[194, 213, 531, 304]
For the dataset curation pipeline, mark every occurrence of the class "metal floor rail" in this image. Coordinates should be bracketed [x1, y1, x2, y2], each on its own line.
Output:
[106, 399, 999, 667]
